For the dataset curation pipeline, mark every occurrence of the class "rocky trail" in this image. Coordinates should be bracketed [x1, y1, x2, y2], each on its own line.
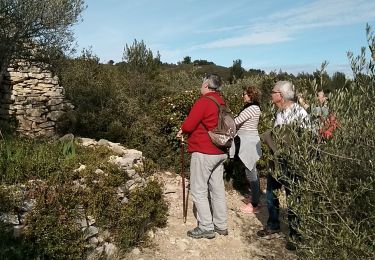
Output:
[125, 171, 297, 260]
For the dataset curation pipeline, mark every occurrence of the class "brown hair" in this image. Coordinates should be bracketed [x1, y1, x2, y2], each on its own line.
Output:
[244, 85, 261, 103]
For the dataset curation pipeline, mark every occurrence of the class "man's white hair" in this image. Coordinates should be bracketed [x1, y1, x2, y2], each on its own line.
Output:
[275, 81, 295, 101]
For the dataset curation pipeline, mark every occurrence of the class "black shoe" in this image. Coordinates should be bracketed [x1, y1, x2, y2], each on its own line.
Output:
[256, 228, 280, 237]
[214, 227, 228, 236]
[285, 241, 297, 251]
[187, 227, 215, 239]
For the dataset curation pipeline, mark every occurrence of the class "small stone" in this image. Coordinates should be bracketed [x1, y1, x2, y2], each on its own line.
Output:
[59, 133, 74, 142]
[104, 242, 117, 257]
[95, 169, 104, 175]
[189, 250, 200, 257]
[74, 164, 86, 172]
[148, 230, 155, 239]
[83, 226, 99, 240]
[132, 247, 141, 255]
[176, 239, 188, 251]
[87, 215, 96, 226]
[89, 237, 99, 246]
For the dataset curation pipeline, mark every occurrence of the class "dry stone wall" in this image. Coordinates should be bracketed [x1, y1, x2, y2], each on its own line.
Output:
[0, 60, 73, 137]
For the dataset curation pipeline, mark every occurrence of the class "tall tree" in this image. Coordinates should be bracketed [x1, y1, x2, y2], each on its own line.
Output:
[329, 71, 350, 90]
[0, 0, 85, 85]
[229, 59, 245, 83]
[182, 56, 191, 64]
[122, 39, 161, 77]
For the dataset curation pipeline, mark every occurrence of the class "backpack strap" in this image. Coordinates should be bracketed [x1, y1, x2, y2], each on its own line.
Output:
[204, 95, 221, 109]
[203, 95, 227, 132]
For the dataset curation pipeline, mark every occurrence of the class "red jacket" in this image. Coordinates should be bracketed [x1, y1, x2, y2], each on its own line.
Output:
[181, 92, 225, 154]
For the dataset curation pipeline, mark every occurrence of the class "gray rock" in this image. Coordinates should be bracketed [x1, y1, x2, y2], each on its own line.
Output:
[126, 180, 136, 190]
[73, 164, 86, 173]
[104, 242, 117, 257]
[126, 169, 137, 178]
[59, 133, 74, 142]
[89, 236, 99, 246]
[78, 137, 97, 147]
[83, 226, 99, 240]
[97, 139, 110, 146]
[132, 247, 141, 255]
[109, 156, 134, 170]
[87, 215, 96, 226]
[95, 169, 104, 175]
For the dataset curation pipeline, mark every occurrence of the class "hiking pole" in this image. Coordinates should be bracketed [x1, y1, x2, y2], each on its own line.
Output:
[180, 136, 187, 223]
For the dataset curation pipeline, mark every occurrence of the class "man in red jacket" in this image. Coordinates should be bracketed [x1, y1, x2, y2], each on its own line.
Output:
[177, 73, 228, 239]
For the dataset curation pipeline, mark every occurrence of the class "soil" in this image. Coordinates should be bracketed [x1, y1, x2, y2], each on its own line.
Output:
[124, 171, 297, 260]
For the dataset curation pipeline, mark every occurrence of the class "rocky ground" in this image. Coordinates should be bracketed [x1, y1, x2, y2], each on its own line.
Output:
[124, 171, 297, 260]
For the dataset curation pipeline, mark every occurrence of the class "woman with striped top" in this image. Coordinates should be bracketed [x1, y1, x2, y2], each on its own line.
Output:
[229, 85, 262, 213]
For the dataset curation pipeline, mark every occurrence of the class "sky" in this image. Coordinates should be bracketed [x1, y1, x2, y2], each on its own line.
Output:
[73, 0, 375, 76]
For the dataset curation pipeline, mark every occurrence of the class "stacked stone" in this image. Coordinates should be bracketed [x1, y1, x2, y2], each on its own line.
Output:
[0, 60, 73, 137]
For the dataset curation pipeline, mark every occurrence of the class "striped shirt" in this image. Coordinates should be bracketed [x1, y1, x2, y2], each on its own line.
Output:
[234, 105, 261, 133]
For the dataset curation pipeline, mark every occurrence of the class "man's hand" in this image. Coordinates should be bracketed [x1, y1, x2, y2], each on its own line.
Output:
[177, 129, 184, 142]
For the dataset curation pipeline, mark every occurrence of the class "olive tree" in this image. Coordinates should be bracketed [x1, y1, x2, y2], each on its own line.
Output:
[274, 24, 374, 259]
[0, 0, 85, 85]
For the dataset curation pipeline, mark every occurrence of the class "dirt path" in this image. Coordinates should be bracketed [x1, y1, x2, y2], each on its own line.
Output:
[125, 171, 297, 260]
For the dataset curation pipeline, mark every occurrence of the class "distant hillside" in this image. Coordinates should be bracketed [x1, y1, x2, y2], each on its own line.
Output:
[160, 63, 231, 81]
[159, 63, 267, 83]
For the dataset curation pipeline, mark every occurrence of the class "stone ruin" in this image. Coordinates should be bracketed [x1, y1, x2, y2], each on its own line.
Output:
[0, 60, 73, 137]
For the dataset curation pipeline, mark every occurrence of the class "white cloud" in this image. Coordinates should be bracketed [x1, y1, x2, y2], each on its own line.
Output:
[194, 31, 292, 49]
[190, 0, 375, 50]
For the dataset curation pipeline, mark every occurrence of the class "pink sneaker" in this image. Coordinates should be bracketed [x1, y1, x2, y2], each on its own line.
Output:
[240, 203, 260, 214]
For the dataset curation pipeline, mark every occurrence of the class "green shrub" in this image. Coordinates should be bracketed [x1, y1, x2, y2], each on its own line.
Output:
[115, 181, 168, 249]
[0, 137, 169, 258]
[24, 184, 86, 259]
[270, 25, 375, 259]
[0, 137, 75, 184]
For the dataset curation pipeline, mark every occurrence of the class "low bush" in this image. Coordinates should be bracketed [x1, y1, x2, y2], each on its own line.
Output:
[0, 137, 168, 258]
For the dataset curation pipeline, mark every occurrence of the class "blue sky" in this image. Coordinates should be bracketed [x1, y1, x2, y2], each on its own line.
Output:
[73, 0, 375, 76]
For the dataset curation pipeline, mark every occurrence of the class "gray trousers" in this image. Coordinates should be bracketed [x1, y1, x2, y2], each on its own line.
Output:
[190, 152, 228, 231]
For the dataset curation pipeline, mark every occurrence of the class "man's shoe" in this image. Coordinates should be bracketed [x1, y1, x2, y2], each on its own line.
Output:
[285, 241, 297, 251]
[187, 227, 215, 239]
[256, 228, 280, 237]
[214, 227, 228, 236]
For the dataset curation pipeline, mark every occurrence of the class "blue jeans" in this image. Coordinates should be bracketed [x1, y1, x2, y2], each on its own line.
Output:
[266, 159, 299, 237]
